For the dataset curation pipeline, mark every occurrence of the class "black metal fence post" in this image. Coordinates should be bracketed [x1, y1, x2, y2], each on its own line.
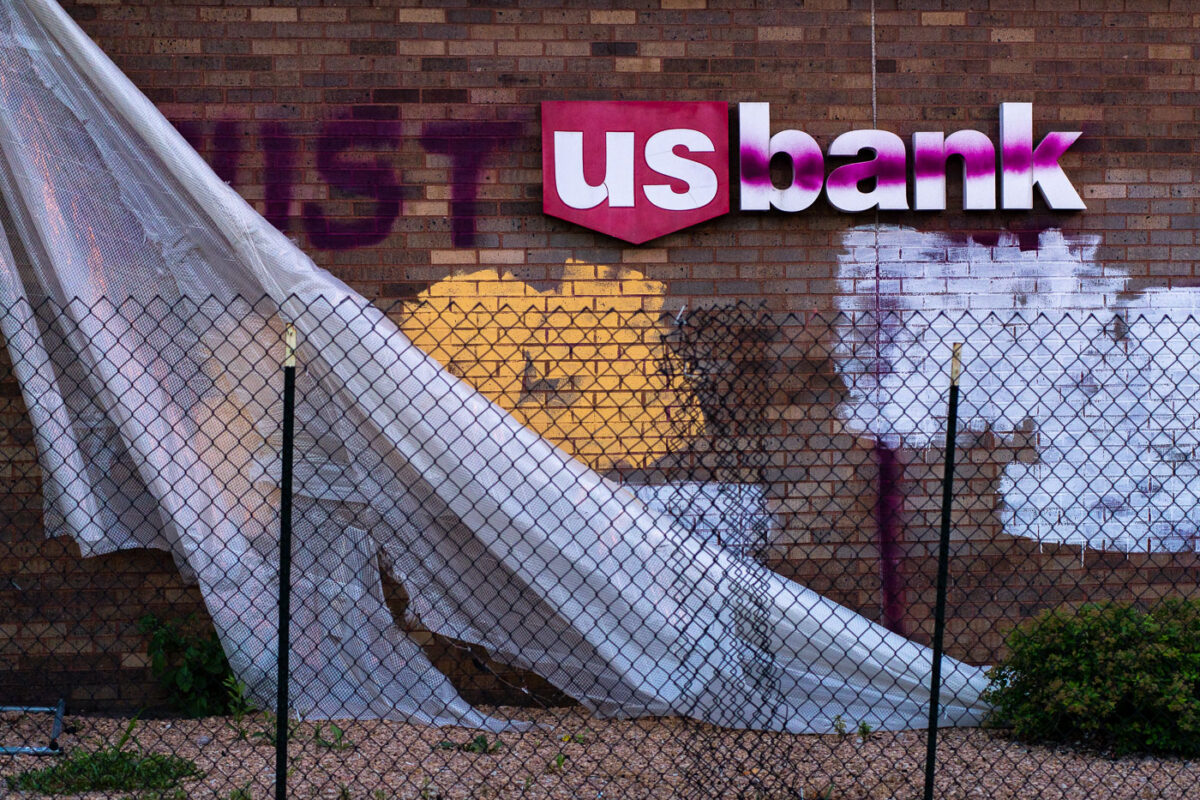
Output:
[275, 322, 297, 800]
[923, 341, 962, 800]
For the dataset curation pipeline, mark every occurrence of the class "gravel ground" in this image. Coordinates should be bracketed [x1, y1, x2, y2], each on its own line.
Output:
[3, 707, 1198, 799]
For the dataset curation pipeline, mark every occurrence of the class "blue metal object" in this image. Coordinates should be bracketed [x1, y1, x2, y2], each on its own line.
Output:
[0, 698, 65, 755]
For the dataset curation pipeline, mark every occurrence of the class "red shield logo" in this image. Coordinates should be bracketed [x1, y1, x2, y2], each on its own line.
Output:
[542, 101, 729, 244]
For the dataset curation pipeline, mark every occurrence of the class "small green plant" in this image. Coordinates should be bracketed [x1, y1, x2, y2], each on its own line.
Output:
[336, 783, 352, 800]
[545, 752, 568, 773]
[250, 709, 301, 747]
[419, 777, 442, 799]
[139, 614, 234, 717]
[224, 674, 256, 741]
[434, 734, 502, 754]
[856, 721, 873, 743]
[559, 732, 588, 744]
[225, 783, 254, 800]
[314, 722, 354, 751]
[984, 598, 1200, 757]
[831, 714, 848, 738]
[4, 718, 202, 795]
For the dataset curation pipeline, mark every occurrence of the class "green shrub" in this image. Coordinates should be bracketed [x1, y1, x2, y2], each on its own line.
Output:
[983, 598, 1200, 757]
[139, 614, 234, 717]
[4, 718, 202, 794]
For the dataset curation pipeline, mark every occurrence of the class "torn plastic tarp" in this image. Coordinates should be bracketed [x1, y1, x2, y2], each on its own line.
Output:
[0, 0, 991, 732]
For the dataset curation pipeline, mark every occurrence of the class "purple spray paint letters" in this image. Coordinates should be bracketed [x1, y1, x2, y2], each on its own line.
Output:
[302, 119, 403, 251]
[176, 115, 518, 250]
[421, 121, 522, 248]
[260, 122, 296, 233]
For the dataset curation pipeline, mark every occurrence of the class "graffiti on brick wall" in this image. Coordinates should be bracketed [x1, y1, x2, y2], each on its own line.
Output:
[397, 260, 704, 472]
[420, 121, 523, 248]
[396, 268, 785, 552]
[836, 225, 1200, 553]
[177, 116, 522, 251]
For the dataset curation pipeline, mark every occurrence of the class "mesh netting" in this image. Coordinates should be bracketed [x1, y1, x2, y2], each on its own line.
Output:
[0, 0, 987, 736]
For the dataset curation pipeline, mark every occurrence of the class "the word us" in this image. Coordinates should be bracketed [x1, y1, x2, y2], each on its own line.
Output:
[541, 101, 730, 244]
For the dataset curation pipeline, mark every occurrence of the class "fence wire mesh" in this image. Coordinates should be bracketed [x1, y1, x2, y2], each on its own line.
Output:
[2, 296, 1200, 799]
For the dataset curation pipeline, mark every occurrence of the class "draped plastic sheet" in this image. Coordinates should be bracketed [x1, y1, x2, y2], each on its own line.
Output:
[0, 0, 991, 732]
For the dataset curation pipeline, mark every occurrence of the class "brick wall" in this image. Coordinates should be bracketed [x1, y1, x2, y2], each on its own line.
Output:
[3, 0, 1200, 710]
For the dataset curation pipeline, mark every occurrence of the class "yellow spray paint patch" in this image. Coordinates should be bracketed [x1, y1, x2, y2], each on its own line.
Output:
[400, 260, 702, 471]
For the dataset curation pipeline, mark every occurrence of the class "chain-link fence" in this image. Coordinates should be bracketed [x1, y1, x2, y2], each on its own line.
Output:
[3, 296, 1200, 799]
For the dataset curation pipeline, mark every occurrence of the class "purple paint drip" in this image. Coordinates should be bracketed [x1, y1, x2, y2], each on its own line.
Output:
[1033, 131, 1081, 170]
[826, 152, 907, 199]
[738, 143, 771, 188]
[961, 224, 1055, 252]
[1014, 226, 1050, 251]
[960, 159, 996, 183]
[912, 158, 941, 183]
[873, 441, 906, 635]
[792, 149, 825, 193]
[1001, 140, 1032, 175]
[739, 141, 824, 193]
[913, 133, 995, 182]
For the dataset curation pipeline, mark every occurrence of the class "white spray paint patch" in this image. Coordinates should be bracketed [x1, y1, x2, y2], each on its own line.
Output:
[835, 225, 1200, 553]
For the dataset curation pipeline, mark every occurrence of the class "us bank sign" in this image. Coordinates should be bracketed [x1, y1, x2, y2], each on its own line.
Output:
[541, 101, 1085, 244]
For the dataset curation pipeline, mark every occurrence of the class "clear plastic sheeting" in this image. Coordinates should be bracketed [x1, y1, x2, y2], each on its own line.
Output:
[0, 0, 991, 732]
